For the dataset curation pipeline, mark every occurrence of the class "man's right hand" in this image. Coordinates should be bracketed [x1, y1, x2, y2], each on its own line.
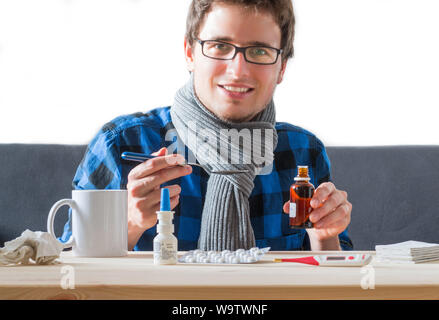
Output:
[126, 147, 192, 250]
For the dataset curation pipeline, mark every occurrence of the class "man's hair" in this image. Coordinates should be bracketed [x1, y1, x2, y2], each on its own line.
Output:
[185, 0, 295, 61]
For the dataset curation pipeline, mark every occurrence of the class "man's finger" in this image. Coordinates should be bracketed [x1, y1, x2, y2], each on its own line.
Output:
[151, 147, 168, 157]
[309, 190, 346, 223]
[283, 201, 290, 213]
[129, 166, 191, 197]
[313, 203, 350, 229]
[310, 182, 336, 208]
[141, 184, 181, 204]
[128, 153, 188, 180]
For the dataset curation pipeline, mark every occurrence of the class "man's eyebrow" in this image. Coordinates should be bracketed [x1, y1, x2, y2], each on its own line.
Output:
[209, 36, 274, 47]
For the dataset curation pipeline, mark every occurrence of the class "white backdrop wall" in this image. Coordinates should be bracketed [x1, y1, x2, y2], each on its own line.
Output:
[0, 0, 438, 146]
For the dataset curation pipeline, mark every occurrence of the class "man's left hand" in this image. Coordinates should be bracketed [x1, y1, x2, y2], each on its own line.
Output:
[283, 182, 351, 244]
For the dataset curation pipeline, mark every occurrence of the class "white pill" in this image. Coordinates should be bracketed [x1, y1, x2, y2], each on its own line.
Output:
[212, 253, 221, 261]
[251, 249, 262, 256]
[225, 252, 234, 258]
[246, 256, 257, 263]
[215, 257, 225, 264]
[230, 256, 239, 264]
[185, 256, 195, 263]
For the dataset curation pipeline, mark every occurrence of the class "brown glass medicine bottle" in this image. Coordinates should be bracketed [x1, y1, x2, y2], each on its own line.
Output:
[289, 166, 315, 228]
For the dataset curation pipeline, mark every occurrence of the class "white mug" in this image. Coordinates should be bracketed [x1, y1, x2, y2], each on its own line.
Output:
[47, 190, 128, 257]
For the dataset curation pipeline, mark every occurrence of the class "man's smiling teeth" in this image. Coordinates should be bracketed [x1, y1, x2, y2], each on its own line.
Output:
[223, 86, 251, 93]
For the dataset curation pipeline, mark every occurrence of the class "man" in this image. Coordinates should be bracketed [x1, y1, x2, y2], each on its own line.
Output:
[61, 0, 353, 251]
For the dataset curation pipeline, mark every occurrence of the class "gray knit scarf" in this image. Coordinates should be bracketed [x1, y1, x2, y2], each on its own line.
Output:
[170, 75, 278, 250]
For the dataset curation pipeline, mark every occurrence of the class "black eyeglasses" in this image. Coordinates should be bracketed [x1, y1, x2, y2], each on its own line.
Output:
[196, 39, 283, 65]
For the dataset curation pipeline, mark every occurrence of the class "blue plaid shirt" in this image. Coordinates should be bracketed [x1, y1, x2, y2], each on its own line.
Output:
[61, 106, 353, 251]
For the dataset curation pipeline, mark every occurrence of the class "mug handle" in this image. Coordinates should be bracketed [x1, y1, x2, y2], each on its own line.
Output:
[47, 199, 76, 249]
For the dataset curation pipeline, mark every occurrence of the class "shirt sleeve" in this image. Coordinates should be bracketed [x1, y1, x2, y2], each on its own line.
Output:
[310, 138, 354, 251]
[72, 131, 123, 190]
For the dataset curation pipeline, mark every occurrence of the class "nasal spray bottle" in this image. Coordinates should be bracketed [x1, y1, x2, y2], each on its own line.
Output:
[153, 188, 178, 265]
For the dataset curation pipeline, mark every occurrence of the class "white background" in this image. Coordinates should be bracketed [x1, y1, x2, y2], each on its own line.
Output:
[0, 0, 438, 146]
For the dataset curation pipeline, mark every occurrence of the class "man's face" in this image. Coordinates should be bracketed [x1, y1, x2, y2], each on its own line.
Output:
[185, 3, 287, 122]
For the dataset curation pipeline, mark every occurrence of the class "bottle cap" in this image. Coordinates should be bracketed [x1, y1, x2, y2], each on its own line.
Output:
[157, 224, 174, 233]
[160, 188, 171, 211]
[294, 176, 310, 181]
[295, 165, 311, 181]
[157, 211, 173, 221]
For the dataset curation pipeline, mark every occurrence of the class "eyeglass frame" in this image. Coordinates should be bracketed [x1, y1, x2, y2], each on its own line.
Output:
[195, 38, 283, 65]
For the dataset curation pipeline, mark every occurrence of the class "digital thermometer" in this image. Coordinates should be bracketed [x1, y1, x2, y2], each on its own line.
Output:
[274, 254, 372, 267]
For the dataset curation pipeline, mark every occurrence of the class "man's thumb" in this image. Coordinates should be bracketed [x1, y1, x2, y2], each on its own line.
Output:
[151, 147, 168, 157]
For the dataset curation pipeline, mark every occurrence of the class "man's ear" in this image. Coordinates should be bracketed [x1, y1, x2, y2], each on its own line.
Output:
[184, 37, 195, 72]
[277, 60, 288, 84]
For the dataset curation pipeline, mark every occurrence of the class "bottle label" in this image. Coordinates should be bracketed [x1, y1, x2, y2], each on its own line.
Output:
[154, 241, 177, 262]
[289, 202, 296, 218]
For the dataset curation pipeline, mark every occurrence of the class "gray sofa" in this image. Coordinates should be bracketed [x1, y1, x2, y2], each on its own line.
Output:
[1, 144, 438, 250]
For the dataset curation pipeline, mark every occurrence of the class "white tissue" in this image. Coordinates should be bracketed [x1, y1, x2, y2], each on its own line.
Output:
[375, 240, 439, 264]
[0, 229, 63, 266]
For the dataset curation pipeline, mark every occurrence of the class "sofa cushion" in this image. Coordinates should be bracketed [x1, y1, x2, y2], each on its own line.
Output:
[327, 146, 439, 250]
[0, 144, 86, 246]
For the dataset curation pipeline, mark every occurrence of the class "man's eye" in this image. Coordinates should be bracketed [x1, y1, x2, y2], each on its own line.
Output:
[214, 44, 229, 51]
[251, 48, 268, 56]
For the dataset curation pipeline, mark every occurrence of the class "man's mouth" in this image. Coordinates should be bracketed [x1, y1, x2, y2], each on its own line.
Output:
[222, 85, 252, 93]
[218, 84, 255, 98]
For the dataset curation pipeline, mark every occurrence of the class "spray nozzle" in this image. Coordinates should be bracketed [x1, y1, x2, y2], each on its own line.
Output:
[160, 188, 171, 211]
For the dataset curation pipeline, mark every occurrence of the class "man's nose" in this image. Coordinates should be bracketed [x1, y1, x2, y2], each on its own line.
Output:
[226, 51, 251, 77]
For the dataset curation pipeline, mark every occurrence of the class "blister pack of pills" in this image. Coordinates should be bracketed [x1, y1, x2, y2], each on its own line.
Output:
[178, 247, 270, 264]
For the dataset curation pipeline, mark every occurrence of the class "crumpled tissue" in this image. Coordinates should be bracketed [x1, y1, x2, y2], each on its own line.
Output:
[0, 229, 63, 266]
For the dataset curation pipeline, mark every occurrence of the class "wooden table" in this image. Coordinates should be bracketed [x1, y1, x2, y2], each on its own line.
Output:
[1, 250, 438, 300]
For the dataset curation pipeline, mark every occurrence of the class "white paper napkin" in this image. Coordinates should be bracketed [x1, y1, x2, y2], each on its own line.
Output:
[375, 240, 439, 264]
[0, 229, 63, 266]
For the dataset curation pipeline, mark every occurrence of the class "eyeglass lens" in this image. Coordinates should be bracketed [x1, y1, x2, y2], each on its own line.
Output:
[202, 41, 278, 64]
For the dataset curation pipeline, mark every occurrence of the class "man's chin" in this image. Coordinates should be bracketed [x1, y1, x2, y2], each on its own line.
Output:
[208, 101, 257, 122]
[217, 110, 254, 123]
